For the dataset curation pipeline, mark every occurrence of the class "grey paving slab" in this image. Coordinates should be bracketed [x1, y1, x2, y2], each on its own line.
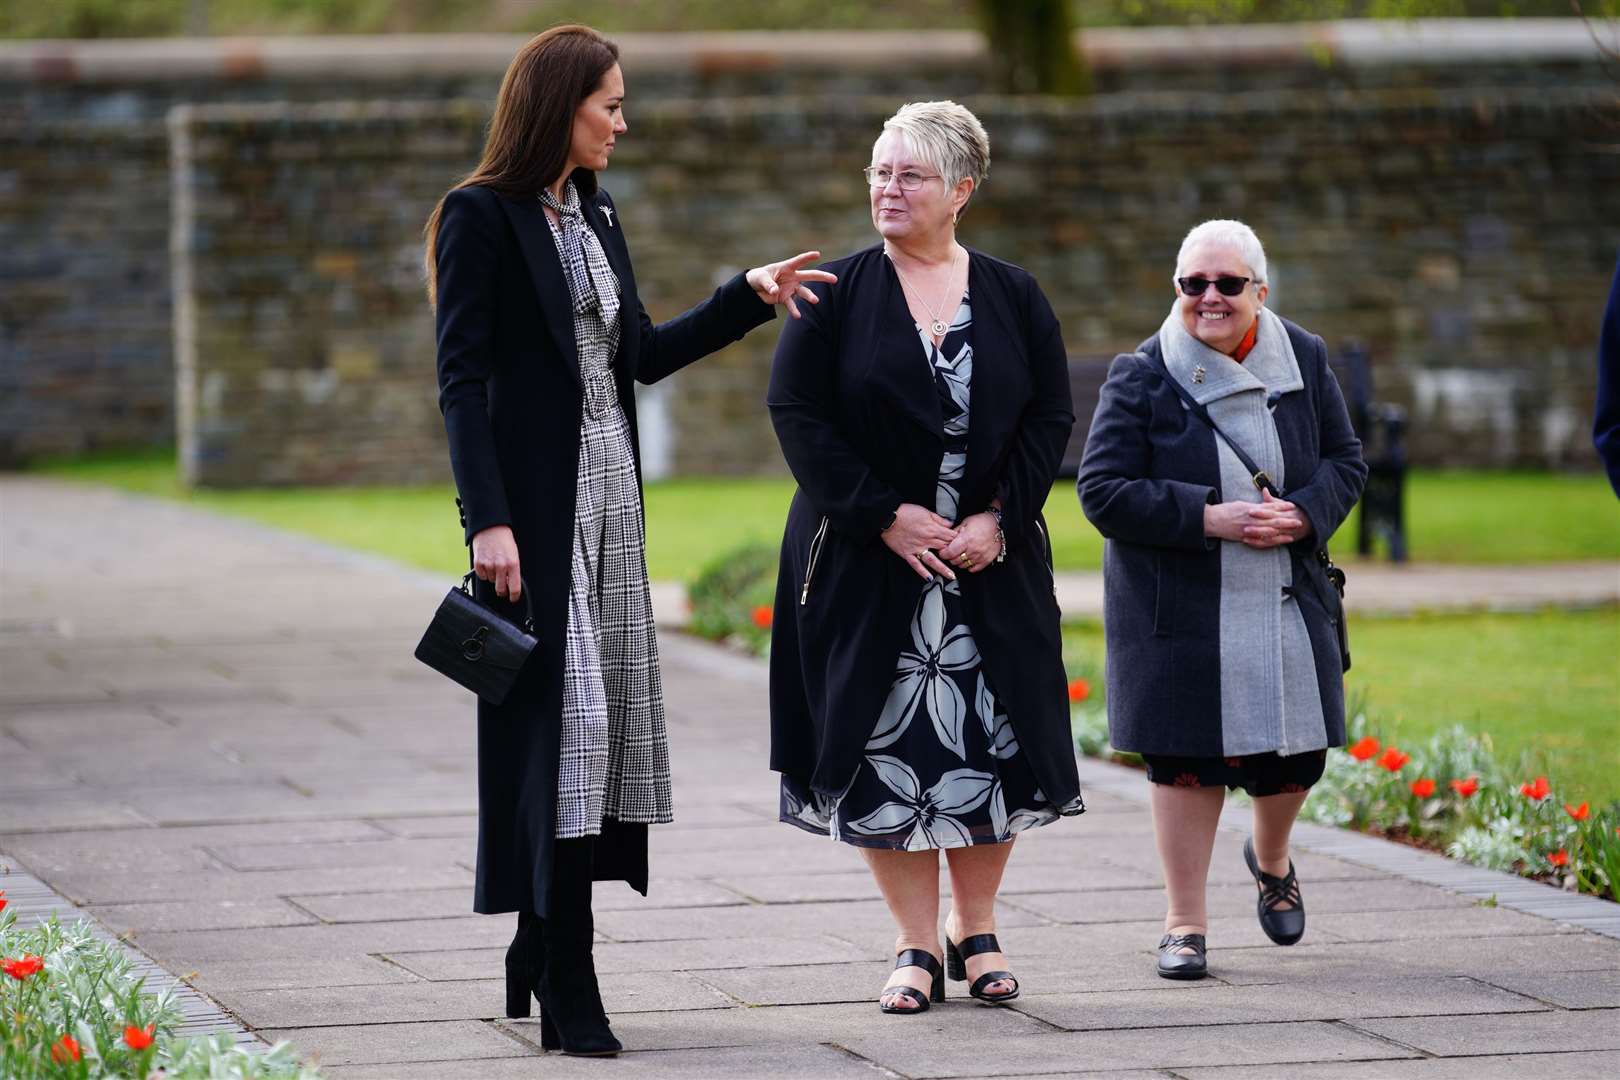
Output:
[1009, 974, 1548, 1030]
[87, 897, 319, 933]
[1212, 932, 1620, 985]
[385, 934, 872, 981]
[1351, 1008, 1620, 1055]
[324, 1042, 886, 1078]
[1475, 968, 1620, 1009]
[843, 1019, 1415, 1076]
[134, 917, 518, 964]
[258, 1021, 530, 1068]
[1179, 1051, 1620, 1079]
[188, 956, 422, 994]
[40, 864, 476, 905]
[593, 895, 1045, 942]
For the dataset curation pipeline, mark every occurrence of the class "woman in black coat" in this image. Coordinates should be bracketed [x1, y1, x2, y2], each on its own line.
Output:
[1077, 220, 1366, 981]
[768, 101, 1083, 1015]
[426, 25, 832, 1055]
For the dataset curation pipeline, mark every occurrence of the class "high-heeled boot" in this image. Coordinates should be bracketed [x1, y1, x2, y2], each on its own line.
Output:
[504, 911, 541, 1019]
[537, 836, 620, 1056]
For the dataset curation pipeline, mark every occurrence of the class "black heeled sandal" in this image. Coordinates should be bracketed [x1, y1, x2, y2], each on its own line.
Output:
[946, 933, 1020, 1004]
[1243, 838, 1306, 946]
[878, 948, 945, 1014]
[1156, 933, 1208, 980]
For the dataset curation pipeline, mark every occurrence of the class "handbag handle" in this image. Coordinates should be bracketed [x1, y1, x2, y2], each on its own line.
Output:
[460, 571, 537, 634]
[454, 497, 536, 632]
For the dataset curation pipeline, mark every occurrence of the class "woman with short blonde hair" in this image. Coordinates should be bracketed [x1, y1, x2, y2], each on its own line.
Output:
[768, 101, 1083, 1014]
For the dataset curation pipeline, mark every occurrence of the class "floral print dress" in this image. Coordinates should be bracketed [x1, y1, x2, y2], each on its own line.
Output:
[780, 293, 1084, 850]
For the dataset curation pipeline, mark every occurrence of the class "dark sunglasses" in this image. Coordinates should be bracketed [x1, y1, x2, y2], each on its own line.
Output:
[1177, 275, 1254, 297]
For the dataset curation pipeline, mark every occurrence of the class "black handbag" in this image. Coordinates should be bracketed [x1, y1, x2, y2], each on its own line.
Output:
[413, 499, 540, 704]
[1148, 353, 1351, 672]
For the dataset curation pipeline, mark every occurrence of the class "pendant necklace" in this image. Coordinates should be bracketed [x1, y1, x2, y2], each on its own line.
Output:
[890, 246, 960, 340]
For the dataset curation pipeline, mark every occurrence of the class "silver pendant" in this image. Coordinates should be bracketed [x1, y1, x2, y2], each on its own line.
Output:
[1192, 364, 1206, 384]
[931, 318, 948, 338]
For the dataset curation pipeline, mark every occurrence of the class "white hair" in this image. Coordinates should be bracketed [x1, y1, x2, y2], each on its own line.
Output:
[1174, 219, 1271, 291]
[877, 100, 990, 216]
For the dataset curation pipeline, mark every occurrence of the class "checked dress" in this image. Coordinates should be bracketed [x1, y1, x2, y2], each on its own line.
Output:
[542, 180, 672, 839]
[780, 293, 1085, 850]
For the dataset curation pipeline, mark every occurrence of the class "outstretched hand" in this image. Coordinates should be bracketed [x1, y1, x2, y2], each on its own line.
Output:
[747, 251, 838, 318]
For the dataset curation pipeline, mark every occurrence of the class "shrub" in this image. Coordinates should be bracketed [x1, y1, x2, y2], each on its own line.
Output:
[0, 908, 320, 1079]
[686, 542, 777, 657]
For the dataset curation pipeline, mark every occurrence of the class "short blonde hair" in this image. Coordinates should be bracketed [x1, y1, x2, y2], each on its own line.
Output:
[878, 100, 990, 217]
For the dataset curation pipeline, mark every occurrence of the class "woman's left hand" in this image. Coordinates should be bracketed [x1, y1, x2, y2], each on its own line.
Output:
[746, 251, 838, 318]
[937, 512, 1001, 573]
[1242, 489, 1313, 548]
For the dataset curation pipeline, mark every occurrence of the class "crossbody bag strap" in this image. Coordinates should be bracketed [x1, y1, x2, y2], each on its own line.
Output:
[1145, 351, 1281, 498]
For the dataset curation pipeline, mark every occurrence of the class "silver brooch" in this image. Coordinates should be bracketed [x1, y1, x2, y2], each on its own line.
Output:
[601, 206, 615, 228]
[1192, 364, 1206, 384]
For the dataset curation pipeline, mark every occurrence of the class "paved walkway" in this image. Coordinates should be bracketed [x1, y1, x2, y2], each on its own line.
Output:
[651, 561, 1620, 628]
[2, 476, 1618, 1078]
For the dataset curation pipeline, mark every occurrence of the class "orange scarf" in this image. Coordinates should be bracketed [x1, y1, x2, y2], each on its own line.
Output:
[1230, 318, 1259, 362]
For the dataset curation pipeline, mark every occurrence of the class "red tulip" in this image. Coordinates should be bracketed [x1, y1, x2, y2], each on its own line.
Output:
[1376, 747, 1409, 772]
[1347, 736, 1380, 761]
[124, 1024, 156, 1050]
[1067, 678, 1091, 703]
[1565, 802, 1590, 821]
[1519, 776, 1550, 801]
[51, 1035, 81, 1064]
[750, 604, 773, 630]
[1409, 777, 1436, 798]
[1449, 776, 1479, 798]
[2, 955, 43, 980]
[1547, 849, 1570, 868]
[0, 889, 7, 913]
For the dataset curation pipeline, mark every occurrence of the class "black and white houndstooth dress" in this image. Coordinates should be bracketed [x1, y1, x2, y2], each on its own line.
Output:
[780, 292, 1084, 850]
[542, 181, 673, 840]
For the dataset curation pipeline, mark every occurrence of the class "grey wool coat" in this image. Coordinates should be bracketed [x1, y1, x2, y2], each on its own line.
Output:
[1076, 311, 1367, 759]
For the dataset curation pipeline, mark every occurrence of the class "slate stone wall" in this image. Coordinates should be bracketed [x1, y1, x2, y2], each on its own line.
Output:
[3, 25, 1616, 477]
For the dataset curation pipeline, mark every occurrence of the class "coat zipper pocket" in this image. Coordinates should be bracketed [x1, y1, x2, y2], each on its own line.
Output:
[1033, 519, 1055, 576]
[800, 516, 830, 605]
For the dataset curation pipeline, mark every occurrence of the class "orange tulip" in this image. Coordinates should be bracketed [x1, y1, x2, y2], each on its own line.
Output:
[1519, 776, 1550, 801]
[1347, 736, 1380, 761]
[1376, 747, 1409, 772]
[1409, 778, 1436, 798]
[1565, 802, 1590, 821]
[1067, 678, 1091, 703]
[124, 1024, 156, 1050]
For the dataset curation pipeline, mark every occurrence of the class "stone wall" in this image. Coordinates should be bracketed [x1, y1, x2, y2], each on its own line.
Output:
[3, 22, 1617, 476]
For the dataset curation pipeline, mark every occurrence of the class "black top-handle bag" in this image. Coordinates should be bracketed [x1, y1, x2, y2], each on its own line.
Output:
[414, 499, 540, 704]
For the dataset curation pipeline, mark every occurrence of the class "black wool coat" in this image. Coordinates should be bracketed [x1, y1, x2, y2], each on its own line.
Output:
[434, 181, 774, 917]
[766, 244, 1082, 807]
[1075, 318, 1367, 758]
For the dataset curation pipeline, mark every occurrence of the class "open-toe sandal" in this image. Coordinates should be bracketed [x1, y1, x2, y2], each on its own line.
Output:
[878, 948, 945, 1014]
[946, 933, 1020, 1004]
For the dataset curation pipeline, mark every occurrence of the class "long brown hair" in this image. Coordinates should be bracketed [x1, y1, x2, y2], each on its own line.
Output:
[423, 25, 620, 305]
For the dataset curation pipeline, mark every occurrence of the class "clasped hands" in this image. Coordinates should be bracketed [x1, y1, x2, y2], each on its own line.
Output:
[1204, 490, 1312, 549]
[881, 503, 1001, 582]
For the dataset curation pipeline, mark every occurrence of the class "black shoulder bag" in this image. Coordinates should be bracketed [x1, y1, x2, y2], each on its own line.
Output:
[1148, 354, 1351, 672]
[413, 498, 540, 704]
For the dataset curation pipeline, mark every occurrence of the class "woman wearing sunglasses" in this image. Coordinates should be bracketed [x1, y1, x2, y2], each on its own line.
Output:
[1077, 220, 1365, 979]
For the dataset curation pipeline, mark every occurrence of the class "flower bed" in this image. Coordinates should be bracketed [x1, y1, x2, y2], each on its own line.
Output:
[0, 904, 320, 1079]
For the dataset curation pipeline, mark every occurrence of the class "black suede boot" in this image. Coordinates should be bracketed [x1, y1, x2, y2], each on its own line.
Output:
[538, 837, 621, 1056]
[504, 911, 542, 1019]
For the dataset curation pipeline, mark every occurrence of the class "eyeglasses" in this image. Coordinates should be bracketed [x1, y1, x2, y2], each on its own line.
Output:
[1178, 275, 1256, 297]
[863, 166, 942, 191]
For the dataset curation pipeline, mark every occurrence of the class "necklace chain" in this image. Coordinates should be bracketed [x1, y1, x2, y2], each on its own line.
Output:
[889, 246, 961, 340]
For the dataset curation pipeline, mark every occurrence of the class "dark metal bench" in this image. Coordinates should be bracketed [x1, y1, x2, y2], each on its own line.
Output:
[1331, 341, 1408, 562]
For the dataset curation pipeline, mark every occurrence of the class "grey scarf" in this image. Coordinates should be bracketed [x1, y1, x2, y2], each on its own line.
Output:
[1158, 305, 1327, 758]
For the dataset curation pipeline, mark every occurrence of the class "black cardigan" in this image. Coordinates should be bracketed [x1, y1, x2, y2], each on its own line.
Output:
[766, 244, 1081, 807]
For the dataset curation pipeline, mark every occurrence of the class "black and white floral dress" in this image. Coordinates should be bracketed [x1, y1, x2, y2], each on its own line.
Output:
[780, 293, 1084, 850]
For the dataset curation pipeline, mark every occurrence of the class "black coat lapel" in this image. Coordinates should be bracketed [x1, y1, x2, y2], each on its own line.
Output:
[581, 194, 637, 376]
[869, 254, 945, 441]
[963, 250, 1020, 488]
[499, 195, 581, 388]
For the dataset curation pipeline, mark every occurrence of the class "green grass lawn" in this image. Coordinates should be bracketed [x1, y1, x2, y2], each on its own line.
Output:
[1061, 608, 1620, 807]
[31, 451, 1620, 580]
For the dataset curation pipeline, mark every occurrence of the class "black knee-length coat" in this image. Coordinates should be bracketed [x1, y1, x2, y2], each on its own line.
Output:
[766, 245, 1082, 808]
[434, 181, 774, 917]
